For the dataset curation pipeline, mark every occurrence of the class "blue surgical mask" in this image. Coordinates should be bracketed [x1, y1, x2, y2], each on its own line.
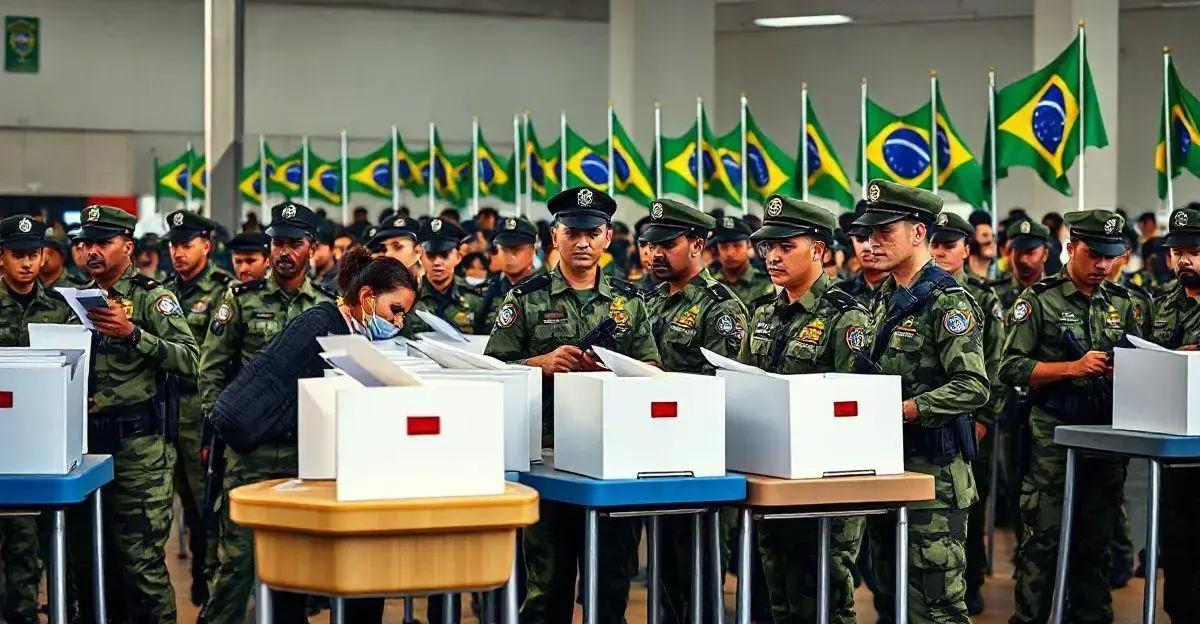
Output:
[354, 298, 401, 341]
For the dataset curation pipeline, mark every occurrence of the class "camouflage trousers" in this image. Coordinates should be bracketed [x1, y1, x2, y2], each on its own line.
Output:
[1012, 408, 1125, 624]
[657, 511, 732, 624]
[172, 393, 213, 602]
[0, 515, 42, 624]
[204, 442, 307, 624]
[964, 426, 995, 588]
[521, 499, 640, 624]
[758, 516, 863, 624]
[1162, 466, 1200, 623]
[67, 434, 177, 624]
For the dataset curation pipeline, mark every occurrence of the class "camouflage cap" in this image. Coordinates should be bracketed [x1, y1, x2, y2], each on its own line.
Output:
[228, 231, 270, 254]
[640, 198, 716, 244]
[929, 211, 974, 243]
[0, 214, 48, 251]
[852, 179, 943, 227]
[1005, 219, 1052, 251]
[548, 187, 617, 229]
[418, 216, 468, 253]
[711, 215, 753, 243]
[1065, 209, 1126, 257]
[76, 205, 137, 242]
[265, 201, 320, 240]
[1164, 206, 1200, 248]
[751, 195, 837, 242]
[492, 215, 538, 247]
[164, 209, 217, 242]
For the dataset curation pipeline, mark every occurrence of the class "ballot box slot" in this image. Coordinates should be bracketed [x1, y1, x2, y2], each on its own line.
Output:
[822, 469, 877, 478]
[0, 390, 12, 408]
[637, 470, 695, 479]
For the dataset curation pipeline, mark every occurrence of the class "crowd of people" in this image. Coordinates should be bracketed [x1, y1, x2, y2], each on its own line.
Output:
[0, 181, 1197, 624]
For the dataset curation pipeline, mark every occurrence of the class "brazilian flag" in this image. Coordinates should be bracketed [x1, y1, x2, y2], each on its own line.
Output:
[987, 31, 1107, 196]
[155, 149, 194, 201]
[933, 85, 985, 208]
[610, 112, 655, 206]
[798, 98, 854, 208]
[239, 160, 263, 204]
[522, 121, 560, 201]
[269, 145, 306, 197]
[660, 105, 739, 205]
[427, 129, 466, 207]
[564, 125, 609, 191]
[475, 129, 513, 199]
[716, 107, 798, 205]
[306, 151, 343, 206]
[394, 133, 428, 197]
[1156, 56, 1200, 199]
[348, 142, 393, 199]
[189, 153, 207, 200]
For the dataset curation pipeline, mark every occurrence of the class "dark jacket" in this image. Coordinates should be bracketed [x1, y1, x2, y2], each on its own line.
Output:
[211, 301, 350, 453]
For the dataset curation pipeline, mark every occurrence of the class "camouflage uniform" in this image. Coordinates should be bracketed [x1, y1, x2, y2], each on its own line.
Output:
[485, 243, 660, 624]
[403, 276, 484, 335]
[740, 270, 871, 624]
[0, 243, 74, 624]
[72, 226, 199, 624]
[836, 272, 882, 308]
[475, 216, 541, 334]
[1000, 211, 1142, 624]
[199, 274, 333, 624]
[713, 262, 774, 308]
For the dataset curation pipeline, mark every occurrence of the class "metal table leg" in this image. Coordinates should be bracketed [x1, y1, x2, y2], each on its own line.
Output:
[49, 508, 67, 624]
[92, 489, 108, 624]
[443, 594, 455, 624]
[986, 424, 1001, 575]
[584, 508, 599, 624]
[404, 597, 417, 624]
[818, 516, 831, 624]
[647, 516, 660, 624]
[330, 597, 346, 624]
[1144, 459, 1161, 624]
[505, 531, 520, 624]
[1050, 447, 1076, 624]
[255, 578, 272, 624]
[736, 509, 751, 624]
[692, 514, 703, 624]
[708, 510, 725, 624]
[896, 506, 908, 624]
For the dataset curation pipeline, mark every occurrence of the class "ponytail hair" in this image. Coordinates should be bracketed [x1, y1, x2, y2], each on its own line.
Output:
[336, 246, 417, 305]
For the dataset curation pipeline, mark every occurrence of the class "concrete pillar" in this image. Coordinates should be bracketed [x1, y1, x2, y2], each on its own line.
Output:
[1032, 0, 1118, 212]
[204, 0, 244, 230]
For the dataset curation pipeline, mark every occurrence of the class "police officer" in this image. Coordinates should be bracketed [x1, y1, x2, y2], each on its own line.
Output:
[837, 201, 890, 307]
[1151, 205, 1200, 622]
[227, 232, 271, 283]
[365, 213, 422, 270]
[310, 222, 338, 291]
[474, 215, 541, 333]
[640, 199, 747, 624]
[928, 211, 1006, 615]
[0, 215, 74, 624]
[404, 216, 482, 335]
[851, 180, 989, 624]
[73, 205, 199, 623]
[485, 187, 659, 624]
[161, 209, 233, 605]
[1000, 209, 1141, 624]
[740, 196, 870, 624]
[710, 215, 774, 306]
[993, 220, 1052, 312]
[40, 230, 85, 288]
[200, 202, 335, 624]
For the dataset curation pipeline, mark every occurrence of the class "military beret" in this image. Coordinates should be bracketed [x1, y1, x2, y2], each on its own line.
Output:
[711, 215, 753, 243]
[751, 195, 837, 242]
[492, 216, 538, 247]
[418, 217, 468, 254]
[76, 205, 137, 242]
[929, 212, 974, 243]
[853, 179, 944, 227]
[1005, 219, 1052, 251]
[1065, 209, 1126, 257]
[639, 199, 715, 244]
[1163, 207, 1200, 248]
[228, 232, 270, 254]
[164, 209, 217, 243]
[265, 201, 320, 240]
[0, 215, 48, 251]
[548, 187, 617, 229]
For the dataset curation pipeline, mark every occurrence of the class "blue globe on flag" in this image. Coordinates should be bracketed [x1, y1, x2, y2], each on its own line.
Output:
[264, 164, 276, 179]
[580, 153, 609, 185]
[936, 126, 951, 171]
[176, 170, 190, 190]
[480, 159, 495, 185]
[284, 164, 303, 186]
[613, 151, 631, 183]
[721, 153, 741, 188]
[1176, 118, 1193, 161]
[805, 135, 822, 178]
[1032, 84, 1067, 154]
[320, 170, 339, 192]
[372, 163, 391, 188]
[882, 128, 930, 179]
[689, 149, 716, 182]
[746, 145, 769, 188]
[529, 155, 545, 186]
[397, 161, 412, 182]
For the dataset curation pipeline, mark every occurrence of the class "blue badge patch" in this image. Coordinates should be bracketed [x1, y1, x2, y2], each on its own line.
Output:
[845, 326, 867, 350]
[943, 309, 974, 336]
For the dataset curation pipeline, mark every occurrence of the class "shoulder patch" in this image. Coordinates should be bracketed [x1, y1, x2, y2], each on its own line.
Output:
[495, 302, 518, 328]
[131, 273, 160, 291]
[705, 282, 735, 303]
[232, 278, 266, 297]
[512, 274, 551, 297]
[154, 294, 184, 317]
[942, 308, 975, 336]
[1012, 299, 1033, 323]
[1032, 275, 1069, 294]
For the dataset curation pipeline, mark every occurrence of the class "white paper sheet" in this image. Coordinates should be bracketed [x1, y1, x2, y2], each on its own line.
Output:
[1124, 334, 1179, 354]
[317, 335, 423, 387]
[413, 309, 470, 343]
[701, 347, 767, 375]
[54, 287, 107, 330]
[591, 346, 665, 377]
[411, 338, 508, 370]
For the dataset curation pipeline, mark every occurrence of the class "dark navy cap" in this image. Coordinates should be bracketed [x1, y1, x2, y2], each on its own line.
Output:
[265, 202, 320, 240]
[548, 187, 617, 229]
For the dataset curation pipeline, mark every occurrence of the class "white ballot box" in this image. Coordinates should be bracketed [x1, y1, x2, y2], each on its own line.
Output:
[415, 367, 541, 471]
[1115, 341, 1200, 435]
[0, 349, 87, 474]
[334, 381, 506, 502]
[718, 369, 904, 479]
[553, 372, 726, 479]
[298, 376, 364, 480]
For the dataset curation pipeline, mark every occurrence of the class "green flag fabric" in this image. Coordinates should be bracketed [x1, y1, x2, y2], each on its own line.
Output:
[610, 112, 655, 206]
[1156, 57, 1200, 199]
[798, 98, 855, 208]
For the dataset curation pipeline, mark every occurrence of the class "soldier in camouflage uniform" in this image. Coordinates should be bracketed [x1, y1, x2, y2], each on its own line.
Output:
[0, 215, 74, 624]
[135, 233, 169, 282]
[403, 216, 483, 336]
[71, 205, 199, 623]
[1146, 206, 1200, 621]
[640, 199, 747, 624]
[837, 201, 890, 308]
[475, 216, 541, 333]
[485, 188, 660, 624]
[928, 212, 1006, 615]
[162, 209, 233, 605]
[851, 181, 989, 624]
[40, 230, 87, 289]
[738, 196, 870, 624]
[200, 202, 335, 624]
[1000, 210, 1141, 624]
[711, 216, 774, 307]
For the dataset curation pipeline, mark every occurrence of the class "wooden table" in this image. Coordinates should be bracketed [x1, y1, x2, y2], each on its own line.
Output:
[229, 479, 539, 624]
[734, 472, 936, 624]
